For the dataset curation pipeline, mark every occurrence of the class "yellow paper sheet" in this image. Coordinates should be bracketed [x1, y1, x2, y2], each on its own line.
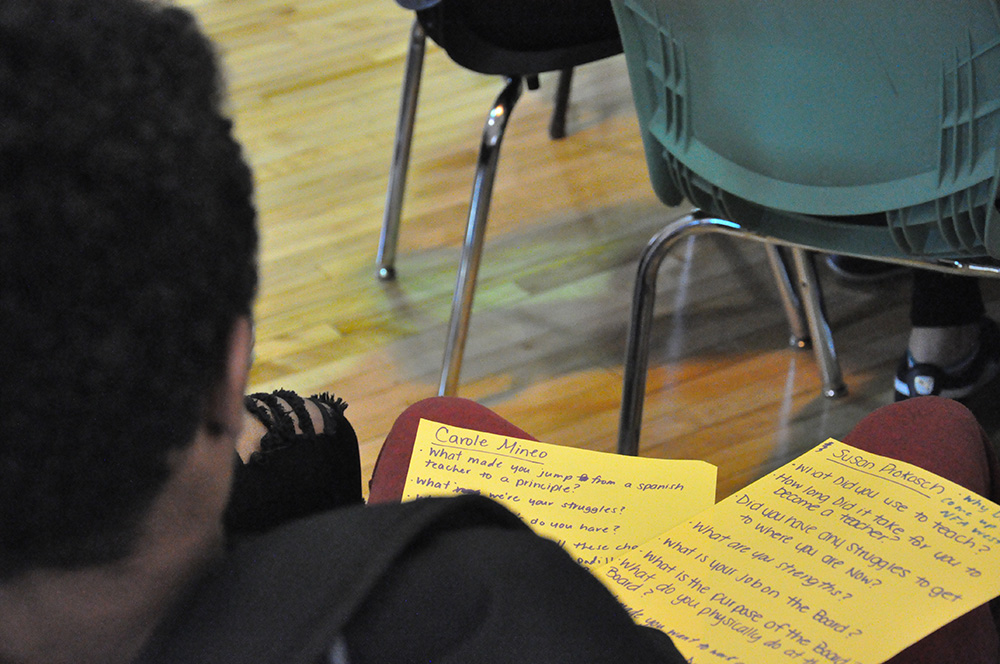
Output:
[597, 439, 1000, 664]
[402, 419, 717, 568]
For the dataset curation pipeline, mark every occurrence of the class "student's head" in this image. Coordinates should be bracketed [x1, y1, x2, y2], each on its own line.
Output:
[0, 0, 257, 577]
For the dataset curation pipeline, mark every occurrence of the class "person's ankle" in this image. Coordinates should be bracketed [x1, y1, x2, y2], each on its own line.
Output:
[907, 322, 982, 367]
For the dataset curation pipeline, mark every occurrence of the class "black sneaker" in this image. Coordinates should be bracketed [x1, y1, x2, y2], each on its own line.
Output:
[894, 318, 1000, 401]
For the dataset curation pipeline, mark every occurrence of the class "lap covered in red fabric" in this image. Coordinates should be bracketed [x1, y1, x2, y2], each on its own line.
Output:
[368, 397, 536, 504]
[844, 397, 999, 664]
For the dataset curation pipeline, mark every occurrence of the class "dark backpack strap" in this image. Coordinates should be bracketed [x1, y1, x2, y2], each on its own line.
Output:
[135, 496, 526, 664]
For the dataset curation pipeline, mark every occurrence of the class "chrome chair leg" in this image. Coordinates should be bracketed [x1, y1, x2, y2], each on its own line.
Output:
[438, 77, 525, 396]
[377, 19, 427, 281]
[618, 212, 714, 455]
[766, 245, 811, 350]
[791, 248, 847, 398]
[617, 213, 848, 455]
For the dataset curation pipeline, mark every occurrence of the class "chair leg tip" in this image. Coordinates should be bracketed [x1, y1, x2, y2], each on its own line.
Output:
[789, 335, 812, 350]
[378, 266, 397, 281]
[823, 383, 849, 399]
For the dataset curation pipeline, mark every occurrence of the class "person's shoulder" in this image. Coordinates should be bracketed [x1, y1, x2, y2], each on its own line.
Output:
[138, 496, 530, 664]
[268, 493, 528, 543]
[376, 513, 687, 663]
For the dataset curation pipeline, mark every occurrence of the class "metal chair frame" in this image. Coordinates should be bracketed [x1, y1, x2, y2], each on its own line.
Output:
[376, 19, 578, 396]
[617, 209, 1000, 456]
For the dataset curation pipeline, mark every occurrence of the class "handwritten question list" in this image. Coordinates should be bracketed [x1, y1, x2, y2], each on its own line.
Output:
[402, 419, 717, 568]
[598, 439, 1000, 664]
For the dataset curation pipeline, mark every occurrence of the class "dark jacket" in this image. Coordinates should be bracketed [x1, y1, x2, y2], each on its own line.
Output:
[136, 495, 684, 663]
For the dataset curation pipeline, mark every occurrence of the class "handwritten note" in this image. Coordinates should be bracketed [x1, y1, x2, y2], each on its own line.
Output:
[597, 439, 1000, 664]
[402, 419, 717, 568]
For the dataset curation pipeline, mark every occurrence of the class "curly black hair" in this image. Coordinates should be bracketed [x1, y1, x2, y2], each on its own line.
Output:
[0, 0, 258, 576]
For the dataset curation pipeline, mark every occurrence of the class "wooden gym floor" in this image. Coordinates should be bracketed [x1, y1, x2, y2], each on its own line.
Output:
[179, 0, 1000, 502]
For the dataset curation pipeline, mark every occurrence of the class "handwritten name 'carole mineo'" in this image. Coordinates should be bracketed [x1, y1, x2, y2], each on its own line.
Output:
[832, 448, 945, 495]
[433, 425, 550, 459]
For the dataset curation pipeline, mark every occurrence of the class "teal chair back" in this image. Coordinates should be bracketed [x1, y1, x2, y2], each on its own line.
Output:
[612, 0, 1000, 259]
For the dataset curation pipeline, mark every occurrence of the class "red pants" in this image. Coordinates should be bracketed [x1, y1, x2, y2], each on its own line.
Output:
[370, 396, 1000, 664]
